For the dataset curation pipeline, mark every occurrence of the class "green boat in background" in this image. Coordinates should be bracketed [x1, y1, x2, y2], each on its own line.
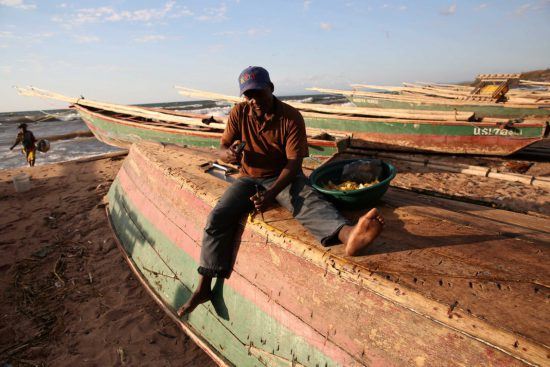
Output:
[307, 87, 550, 119]
[174, 86, 550, 156]
[349, 94, 550, 118]
[16, 86, 344, 157]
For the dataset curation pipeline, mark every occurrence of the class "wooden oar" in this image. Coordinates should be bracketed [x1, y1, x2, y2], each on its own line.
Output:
[519, 80, 550, 88]
[307, 86, 546, 108]
[17, 86, 227, 130]
[175, 86, 475, 121]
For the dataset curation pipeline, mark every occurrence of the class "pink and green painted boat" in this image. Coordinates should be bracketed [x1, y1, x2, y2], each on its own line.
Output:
[301, 111, 550, 156]
[106, 142, 550, 367]
[72, 104, 343, 156]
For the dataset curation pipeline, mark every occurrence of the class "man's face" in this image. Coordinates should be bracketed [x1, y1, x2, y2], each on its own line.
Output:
[243, 87, 273, 116]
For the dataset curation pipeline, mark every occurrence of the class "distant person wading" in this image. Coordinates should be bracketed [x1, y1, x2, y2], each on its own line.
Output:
[10, 123, 37, 167]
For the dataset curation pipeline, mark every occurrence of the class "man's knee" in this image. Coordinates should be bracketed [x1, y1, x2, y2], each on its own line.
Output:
[205, 207, 232, 232]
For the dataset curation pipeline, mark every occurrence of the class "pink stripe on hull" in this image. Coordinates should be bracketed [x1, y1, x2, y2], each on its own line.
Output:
[124, 145, 265, 245]
[116, 165, 203, 261]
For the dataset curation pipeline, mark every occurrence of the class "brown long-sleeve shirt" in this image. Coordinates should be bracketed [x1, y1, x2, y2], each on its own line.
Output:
[221, 97, 309, 178]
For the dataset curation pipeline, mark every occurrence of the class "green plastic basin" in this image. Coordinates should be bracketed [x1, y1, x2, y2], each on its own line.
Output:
[310, 159, 397, 209]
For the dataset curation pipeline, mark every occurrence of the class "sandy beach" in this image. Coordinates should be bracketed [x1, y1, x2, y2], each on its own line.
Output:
[0, 155, 215, 366]
[1, 148, 548, 367]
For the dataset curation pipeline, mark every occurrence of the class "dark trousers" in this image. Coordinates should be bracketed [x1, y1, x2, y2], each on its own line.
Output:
[198, 173, 349, 278]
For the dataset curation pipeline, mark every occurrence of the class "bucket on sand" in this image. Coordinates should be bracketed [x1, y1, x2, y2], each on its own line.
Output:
[13, 173, 31, 193]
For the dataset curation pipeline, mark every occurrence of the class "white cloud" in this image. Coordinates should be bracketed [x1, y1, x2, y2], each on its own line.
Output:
[197, 3, 228, 22]
[107, 1, 175, 22]
[34, 32, 54, 39]
[0, 30, 54, 47]
[475, 3, 488, 10]
[134, 35, 167, 42]
[0, 0, 36, 10]
[398, 5, 407, 11]
[74, 35, 100, 44]
[514, 3, 532, 15]
[513, 1, 549, 16]
[52, 1, 192, 28]
[439, 4, 456, 16]
[304, 0, 312, 10]
[320, 22, 333, 31]
[170, 7, 193, 18]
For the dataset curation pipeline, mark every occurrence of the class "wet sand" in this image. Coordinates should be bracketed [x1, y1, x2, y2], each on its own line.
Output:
[0, 156, 215, 366]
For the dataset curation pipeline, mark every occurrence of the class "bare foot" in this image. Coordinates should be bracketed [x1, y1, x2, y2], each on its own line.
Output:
[344, 208, 384, 256]
[177, 277, 213, 317]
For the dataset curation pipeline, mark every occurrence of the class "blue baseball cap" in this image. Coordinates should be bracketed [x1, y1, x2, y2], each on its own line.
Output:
[238, 66, 271, 95]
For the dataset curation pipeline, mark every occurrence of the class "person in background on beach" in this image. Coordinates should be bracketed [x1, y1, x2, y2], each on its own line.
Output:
[10, 123, 37, 167]
[177, 66, 385, 316]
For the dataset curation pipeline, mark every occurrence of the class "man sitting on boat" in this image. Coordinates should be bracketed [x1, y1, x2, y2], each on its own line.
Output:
[177, 66, 385, 316]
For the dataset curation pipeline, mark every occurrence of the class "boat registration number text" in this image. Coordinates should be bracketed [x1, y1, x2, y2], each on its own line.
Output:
[473, 127, 522, 136]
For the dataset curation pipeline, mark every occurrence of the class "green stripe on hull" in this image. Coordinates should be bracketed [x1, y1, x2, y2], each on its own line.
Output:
[82, 111, 220, 148]
[349, 96, 550, 118]
[304, 115, 544, 138]
[82, 109, 338, 156]
[107, 180, 337, 367]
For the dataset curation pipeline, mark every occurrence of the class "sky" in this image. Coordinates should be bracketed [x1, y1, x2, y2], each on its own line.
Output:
[1, 0, 549, 112]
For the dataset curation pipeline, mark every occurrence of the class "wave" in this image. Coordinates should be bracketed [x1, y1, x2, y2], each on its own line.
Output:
[285, 97, 314, 103]
[56, 112, 80, 121]
[215, 101, 233, 107]
[183, 106, 232, 116]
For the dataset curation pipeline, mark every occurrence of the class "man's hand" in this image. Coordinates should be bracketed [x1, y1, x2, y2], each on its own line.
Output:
[250, 187, 275, 212]
[220, 140, 244, 164]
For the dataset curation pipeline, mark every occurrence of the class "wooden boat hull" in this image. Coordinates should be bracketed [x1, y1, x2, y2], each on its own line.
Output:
[348, 95, 550, 118]
[74, 104, 339, 156]
[107, 142, 549, 366]
[76, 97, 548, 157]
[303, 113, 549, 155]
